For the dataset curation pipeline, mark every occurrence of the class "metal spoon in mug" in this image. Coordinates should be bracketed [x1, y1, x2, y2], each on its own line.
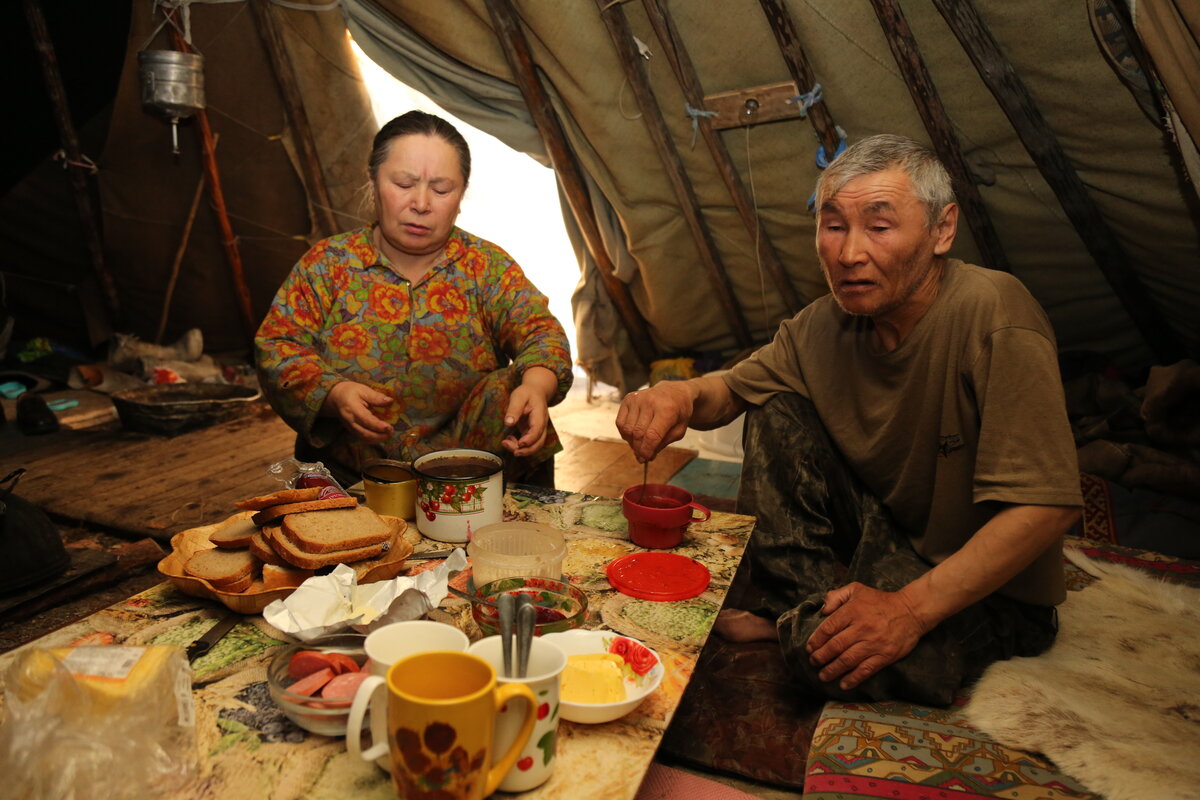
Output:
[515, 594, 535, 678]
[498, 592, 516, 678]
[638, 459, 649, 503]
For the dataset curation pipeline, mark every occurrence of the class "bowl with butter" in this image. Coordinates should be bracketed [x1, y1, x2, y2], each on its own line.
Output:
[541, 628, 663, 724]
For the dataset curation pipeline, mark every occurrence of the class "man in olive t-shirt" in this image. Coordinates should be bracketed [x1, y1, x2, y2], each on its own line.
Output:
[616, 135, 1082, 705]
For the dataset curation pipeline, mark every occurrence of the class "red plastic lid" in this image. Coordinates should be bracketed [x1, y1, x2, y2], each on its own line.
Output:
[606, 552, 711, 602]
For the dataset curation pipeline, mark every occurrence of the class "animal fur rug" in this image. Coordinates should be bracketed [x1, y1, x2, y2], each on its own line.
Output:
[965, 550, 1200, 800]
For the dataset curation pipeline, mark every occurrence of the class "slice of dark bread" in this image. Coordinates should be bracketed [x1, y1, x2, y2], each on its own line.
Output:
[208, 515, 258, 549]
[184, 548, 258, 586]
[266, 523, 392, 570]
[280, 505, 392, 554]
[250, 495, 358, 526]
[248, 528, 284, 566]
[235, 487, 324, 510]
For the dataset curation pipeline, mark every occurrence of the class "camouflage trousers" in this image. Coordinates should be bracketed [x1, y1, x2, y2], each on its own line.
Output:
[730, 393, 1057, 706]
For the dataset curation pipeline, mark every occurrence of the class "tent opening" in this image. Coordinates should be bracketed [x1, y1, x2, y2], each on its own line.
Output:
[349, 38, 581, 374]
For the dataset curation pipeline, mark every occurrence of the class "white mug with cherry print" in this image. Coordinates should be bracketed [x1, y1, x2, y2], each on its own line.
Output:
[468, 635, 567, 792]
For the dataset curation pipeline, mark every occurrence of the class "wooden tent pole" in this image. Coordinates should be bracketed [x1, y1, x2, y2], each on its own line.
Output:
[156, 136, 215, 344]
[481, 0, 659, 368]
[168, 25, 258, 342]
[23, 0, 120, 327]
[595, 0, 753, 348]
[867, 0, 1009, 271]
[757, 0, 842, 156]
[932, 0, 1184, 364]
[641, 0, 806, 315]
[248, 0, 339, 238]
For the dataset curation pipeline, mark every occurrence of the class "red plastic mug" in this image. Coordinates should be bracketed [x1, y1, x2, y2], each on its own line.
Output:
[621, 484, 711, 549]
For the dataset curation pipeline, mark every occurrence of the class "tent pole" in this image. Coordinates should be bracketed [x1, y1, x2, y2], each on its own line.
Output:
[156, 138, 213, 345]
[932, 0, 1184, 364]
[248, 0, 339, 238]
[867, 0, 1009, 271]
[757, 0, 843, 157]
[23, 0, 120, 330]
[595, 0, 754, 349]
[641, 0, 806, 315]
[167, 25, 258, 343]
[481, 0, 659, 369]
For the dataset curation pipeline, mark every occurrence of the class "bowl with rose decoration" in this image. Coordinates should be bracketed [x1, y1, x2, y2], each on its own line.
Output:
[540, 629, 663, 723]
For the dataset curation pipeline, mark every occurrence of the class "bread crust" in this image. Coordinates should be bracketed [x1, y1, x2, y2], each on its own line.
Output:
[234, 487, 323, 510]
[280, 505, 392, 554]
[208, 515, 258, 549]
[184, 548, 257, 585]
[250, 495, 358, 525]
[266, 523, 391, 570]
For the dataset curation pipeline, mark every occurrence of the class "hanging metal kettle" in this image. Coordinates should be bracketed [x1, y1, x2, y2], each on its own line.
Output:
[137, 49, 205, 154]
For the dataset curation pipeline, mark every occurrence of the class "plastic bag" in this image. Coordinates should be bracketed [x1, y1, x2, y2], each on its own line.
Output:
[0, 644, 196, 800]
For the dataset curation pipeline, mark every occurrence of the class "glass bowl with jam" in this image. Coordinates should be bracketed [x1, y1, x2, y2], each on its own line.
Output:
[471, 576, 587, 637]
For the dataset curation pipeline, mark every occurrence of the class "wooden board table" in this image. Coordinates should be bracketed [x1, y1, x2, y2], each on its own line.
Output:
[0, 486, 755, 800]
[0, 404, 295, 540]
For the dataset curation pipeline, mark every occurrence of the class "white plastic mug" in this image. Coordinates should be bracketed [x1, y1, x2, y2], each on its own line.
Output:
[467, 635, 567, 792]
[351, 620, 469, 771]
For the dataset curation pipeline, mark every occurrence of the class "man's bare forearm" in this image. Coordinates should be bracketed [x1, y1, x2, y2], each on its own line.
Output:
[897, 503, 1081, 633]
[687, 375, 747, 430]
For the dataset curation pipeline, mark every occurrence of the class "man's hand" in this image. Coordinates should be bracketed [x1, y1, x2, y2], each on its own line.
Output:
[714, 608, 778, 642]
[322, 381, 394, 444]
[616, 381, 697, 462]
[501, 366, 558, 457]
[805, 582, 929, 691]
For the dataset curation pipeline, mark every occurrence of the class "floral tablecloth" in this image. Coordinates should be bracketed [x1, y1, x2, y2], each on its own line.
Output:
[0, 486, 754, 800]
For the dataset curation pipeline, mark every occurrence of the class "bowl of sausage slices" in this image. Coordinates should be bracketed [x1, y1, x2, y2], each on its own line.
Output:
[266, 633, 370, 736]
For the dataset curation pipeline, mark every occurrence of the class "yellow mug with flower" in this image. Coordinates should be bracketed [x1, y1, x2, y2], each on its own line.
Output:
[346, 650, 536, 799]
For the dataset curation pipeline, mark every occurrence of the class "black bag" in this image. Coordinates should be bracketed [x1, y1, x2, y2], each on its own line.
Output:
[0, 469, 70, 594]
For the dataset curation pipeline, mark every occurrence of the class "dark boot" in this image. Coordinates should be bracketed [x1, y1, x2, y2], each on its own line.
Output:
[16, 394, 59, 435]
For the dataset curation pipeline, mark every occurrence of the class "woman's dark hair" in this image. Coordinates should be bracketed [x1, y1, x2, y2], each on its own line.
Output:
[368, 110, 471, 185]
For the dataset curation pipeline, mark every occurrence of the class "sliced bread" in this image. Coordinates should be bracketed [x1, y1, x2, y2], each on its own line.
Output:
[208, 514, 258, 549]
[262, 563, 314, 590]
[184, 548, 258, 587]
[266, 523, 393, 570]
[280, 505, 393, 554]
[215, 573, 255, 593]
[251, 495, 358, 526]
[234, 487, 323, 510]
[248, 528, 284, 566]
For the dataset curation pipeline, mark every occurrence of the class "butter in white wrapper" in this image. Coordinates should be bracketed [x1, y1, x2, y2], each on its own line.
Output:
[262, 549, 467, 642]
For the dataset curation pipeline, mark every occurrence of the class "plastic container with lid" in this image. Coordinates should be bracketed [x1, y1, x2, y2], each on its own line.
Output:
[468, 522, 567, 586]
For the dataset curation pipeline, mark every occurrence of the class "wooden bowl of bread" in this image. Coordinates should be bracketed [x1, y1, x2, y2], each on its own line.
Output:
[158, 487, 417, 614]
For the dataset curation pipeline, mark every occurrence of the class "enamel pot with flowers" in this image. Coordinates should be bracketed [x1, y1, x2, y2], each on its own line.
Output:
[412, 448, 504, 543]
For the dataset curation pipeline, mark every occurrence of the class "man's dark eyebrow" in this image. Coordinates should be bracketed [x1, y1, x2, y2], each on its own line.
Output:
[864, 200, 896, 214]
[819, 200, 842, 215]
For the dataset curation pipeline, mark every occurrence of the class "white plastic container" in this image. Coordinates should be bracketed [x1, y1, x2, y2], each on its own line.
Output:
[467, 521, 567, 586]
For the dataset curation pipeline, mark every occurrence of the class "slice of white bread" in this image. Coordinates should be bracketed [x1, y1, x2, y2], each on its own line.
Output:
[208, 515, 258, 549]
[250, 495, 358, 526]
[262, 563, 314, 590]
[266, 522, 393, 570]
[280, 505, 393, 554]
[184, 548, 258, 587]
[234, 487, 323, 511]
[249, 527, 284, 566]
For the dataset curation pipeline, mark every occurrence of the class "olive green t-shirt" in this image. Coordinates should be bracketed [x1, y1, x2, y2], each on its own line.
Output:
[725, 260, 1081, 606]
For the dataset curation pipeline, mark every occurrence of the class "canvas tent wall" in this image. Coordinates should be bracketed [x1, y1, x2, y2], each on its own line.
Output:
[4, 0, 1198, 394]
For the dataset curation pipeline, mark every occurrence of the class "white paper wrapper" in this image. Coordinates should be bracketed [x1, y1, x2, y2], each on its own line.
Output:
[262, 549, 468, 642]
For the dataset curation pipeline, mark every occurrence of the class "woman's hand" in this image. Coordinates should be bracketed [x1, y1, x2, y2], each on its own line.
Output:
[322, 381, 394, 444]
[502, 366, 558, 457]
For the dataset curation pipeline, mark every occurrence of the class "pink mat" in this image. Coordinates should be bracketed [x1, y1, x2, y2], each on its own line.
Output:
[634, 763, 762, 800]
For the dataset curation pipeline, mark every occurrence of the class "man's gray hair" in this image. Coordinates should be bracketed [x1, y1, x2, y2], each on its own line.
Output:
[815, 134, 955, 226]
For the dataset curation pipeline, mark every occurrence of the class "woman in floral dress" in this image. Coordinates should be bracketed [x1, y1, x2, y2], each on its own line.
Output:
[256, 111, 573, 487]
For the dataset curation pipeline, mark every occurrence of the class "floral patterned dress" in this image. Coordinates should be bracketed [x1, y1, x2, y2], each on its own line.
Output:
[255, 225, 573, 483]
